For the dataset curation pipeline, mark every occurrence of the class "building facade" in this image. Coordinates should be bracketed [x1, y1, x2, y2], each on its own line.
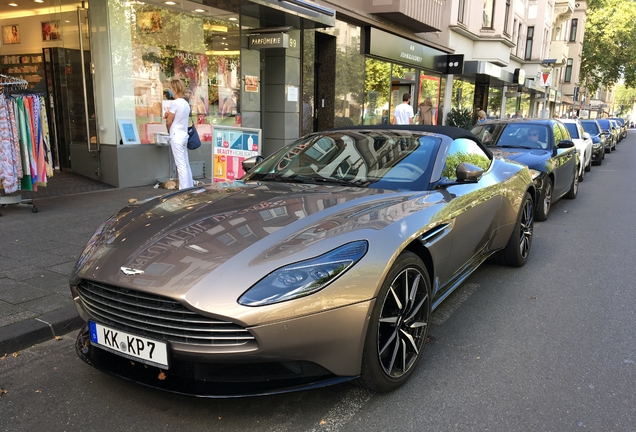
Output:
[0, 0, 610, 189]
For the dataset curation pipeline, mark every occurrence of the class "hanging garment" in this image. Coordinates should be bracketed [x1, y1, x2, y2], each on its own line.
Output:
[0, 93, 20, 194]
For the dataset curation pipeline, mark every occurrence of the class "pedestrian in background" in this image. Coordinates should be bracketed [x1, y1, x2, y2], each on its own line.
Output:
[416, 97, 435, 125]
[392, 93, 414, 125]
[476, 110, 487, 124]
[164, 77, 194, 190]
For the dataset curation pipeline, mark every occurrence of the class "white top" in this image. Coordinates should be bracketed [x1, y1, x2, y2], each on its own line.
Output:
[168, 98, 190, 140]
[394, 103, 414, 125]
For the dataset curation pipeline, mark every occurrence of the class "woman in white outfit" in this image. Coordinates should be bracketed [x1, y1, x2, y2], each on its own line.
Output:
[164, 77, 194, 189]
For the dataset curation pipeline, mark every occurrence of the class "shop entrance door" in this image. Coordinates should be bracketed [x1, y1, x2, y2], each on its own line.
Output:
[42, 7, 98, 173]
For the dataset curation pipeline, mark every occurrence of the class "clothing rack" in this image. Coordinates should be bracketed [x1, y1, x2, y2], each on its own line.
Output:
[0, 75, 42, 215]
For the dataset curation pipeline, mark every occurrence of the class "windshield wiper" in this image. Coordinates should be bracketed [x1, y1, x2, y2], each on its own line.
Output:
[495, 144, 535, 150]
[255, 173, 368, 187]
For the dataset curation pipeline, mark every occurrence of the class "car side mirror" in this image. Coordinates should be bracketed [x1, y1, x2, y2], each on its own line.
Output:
[582, 132, 591, 140]
[556, 139, 575, 149]
[456, 162, 484, 182]
[241, 155, 264, 173]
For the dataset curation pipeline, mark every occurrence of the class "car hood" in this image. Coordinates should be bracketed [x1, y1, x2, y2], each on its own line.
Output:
[487, 147, 551, 168]
[71, 181, 439, 299]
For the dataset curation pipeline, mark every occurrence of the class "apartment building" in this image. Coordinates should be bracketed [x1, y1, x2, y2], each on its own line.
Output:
[0, 0, 596, 188]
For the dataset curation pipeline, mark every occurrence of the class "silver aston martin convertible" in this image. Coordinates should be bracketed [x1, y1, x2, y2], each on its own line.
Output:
[71, 125, 535, 397]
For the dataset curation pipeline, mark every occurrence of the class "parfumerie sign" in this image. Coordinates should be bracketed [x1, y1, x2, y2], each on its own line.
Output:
[364, 27, 446, 70]
[249, 33, 289, 49]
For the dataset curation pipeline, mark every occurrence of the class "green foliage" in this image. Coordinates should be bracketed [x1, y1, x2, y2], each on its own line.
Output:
[614, 83, 636, 111]
[442, 152, 490, 180]
[445, 107, 473, 129]
[365, 58, 392, 109]
[452, 80, 475, 109]
[581, 0, 636, 91]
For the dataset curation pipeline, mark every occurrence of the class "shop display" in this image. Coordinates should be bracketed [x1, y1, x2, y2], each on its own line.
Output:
[0, 54, 44, 89]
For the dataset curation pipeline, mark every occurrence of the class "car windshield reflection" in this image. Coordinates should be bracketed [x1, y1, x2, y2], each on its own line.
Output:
[244, 131, 441, 191]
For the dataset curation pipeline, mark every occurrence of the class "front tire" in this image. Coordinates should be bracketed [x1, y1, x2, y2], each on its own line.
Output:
[358, 252, 432, 393]
[535, 177, 552, 221]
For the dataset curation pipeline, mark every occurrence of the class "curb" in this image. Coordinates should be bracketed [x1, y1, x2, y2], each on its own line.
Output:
[0, 305, 83, 355]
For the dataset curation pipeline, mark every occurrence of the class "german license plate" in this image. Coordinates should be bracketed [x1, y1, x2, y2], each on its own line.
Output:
[89, 321, 169, 369]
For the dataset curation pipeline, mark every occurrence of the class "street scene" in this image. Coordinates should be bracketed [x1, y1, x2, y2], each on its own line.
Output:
[3, 0, 636, 430]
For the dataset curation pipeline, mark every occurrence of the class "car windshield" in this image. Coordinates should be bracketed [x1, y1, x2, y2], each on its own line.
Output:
[244, 131, 441, 191]
[472, 123, 550, 150]
[597, 119, 610, 129]
[564, 123, 579, 139]
[581, 121, 600, 135]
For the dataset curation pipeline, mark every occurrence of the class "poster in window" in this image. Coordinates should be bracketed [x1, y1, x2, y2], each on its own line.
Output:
[244, 75, 258, 92]
[42, 21, 61, 41]
[2, 25, 20, 45]
[174, 50, 209, 116]
[137, 11, 163, 34]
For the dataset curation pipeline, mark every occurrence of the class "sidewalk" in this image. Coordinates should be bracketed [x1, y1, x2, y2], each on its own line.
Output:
[0, 184, 166, 355]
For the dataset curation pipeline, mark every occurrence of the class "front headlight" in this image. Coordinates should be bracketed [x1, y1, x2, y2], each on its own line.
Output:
[528, 169, 542, 180]
[238, 240, 368, 306]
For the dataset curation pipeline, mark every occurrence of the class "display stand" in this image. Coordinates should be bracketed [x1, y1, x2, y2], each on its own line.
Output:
[0, 74, 39, 216]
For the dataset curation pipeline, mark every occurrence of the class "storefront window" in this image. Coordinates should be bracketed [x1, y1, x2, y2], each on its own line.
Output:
[364, 58, 391, 125]
[487, 86, 503, 118]
[108, 0, 240, 144]
[390, 65, 416, 124]
[418, 73, 441, 123]
[452, 79, 475, 110]
[505, 97, 518, 117]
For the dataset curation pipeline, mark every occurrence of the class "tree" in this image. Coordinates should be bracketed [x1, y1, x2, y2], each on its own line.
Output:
[614, 83, 636, 115]
[581, 0, 636, 91]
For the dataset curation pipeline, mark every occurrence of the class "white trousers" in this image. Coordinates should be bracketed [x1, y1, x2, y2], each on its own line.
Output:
[170, 137, 194, 189]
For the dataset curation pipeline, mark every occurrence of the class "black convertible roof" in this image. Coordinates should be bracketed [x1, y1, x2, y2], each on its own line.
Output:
[328, 124, 481, 141]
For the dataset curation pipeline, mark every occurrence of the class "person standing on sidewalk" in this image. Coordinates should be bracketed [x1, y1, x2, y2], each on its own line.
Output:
[164, 77, 194, 189]
[392, 93, 414, 125]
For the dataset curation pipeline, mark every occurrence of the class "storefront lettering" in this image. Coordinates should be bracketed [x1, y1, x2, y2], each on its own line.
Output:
[176, 52, 200, 64]
[251, 37, 281, 46]
[400, 52, 423, 63]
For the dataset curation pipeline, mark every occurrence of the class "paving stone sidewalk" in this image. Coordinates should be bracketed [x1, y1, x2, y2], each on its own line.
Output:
[0, 184, 165, 354]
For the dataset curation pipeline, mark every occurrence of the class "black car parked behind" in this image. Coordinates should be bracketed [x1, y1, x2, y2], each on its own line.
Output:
[471, 118, 578, 222]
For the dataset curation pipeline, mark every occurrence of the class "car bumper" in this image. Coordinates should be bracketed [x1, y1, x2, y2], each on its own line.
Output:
[591, 145, 604, 161]
[73, 299, 374, 397]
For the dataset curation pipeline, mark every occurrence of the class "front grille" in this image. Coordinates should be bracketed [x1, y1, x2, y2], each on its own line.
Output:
[77, 280, 254, 347]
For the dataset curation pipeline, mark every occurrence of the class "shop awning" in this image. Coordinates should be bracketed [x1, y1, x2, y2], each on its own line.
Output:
[463, 61, 515, 86]
[561, 95, 574, 105]
[242, 0, 336, 28]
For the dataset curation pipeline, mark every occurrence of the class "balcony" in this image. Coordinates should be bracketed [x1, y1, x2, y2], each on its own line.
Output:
[549, 40, 570, 65]
[553, 0, 575, 25]
[366, 0, 444, 33]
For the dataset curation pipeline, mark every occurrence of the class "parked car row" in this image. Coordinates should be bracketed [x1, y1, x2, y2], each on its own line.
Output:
[69, 118, 627, 398]
[470, 117, 626, 221]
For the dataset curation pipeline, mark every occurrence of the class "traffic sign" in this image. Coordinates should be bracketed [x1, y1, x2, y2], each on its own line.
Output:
[539, 69, 552, 87]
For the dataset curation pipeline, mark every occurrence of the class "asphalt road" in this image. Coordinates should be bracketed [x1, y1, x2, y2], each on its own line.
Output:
[1, 131, 635, 432]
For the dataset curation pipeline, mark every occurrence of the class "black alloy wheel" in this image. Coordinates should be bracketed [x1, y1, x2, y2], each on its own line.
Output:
[359, 252, 431, 392]
[535, 178, 552, 221]
[496, 192, 533, 267]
